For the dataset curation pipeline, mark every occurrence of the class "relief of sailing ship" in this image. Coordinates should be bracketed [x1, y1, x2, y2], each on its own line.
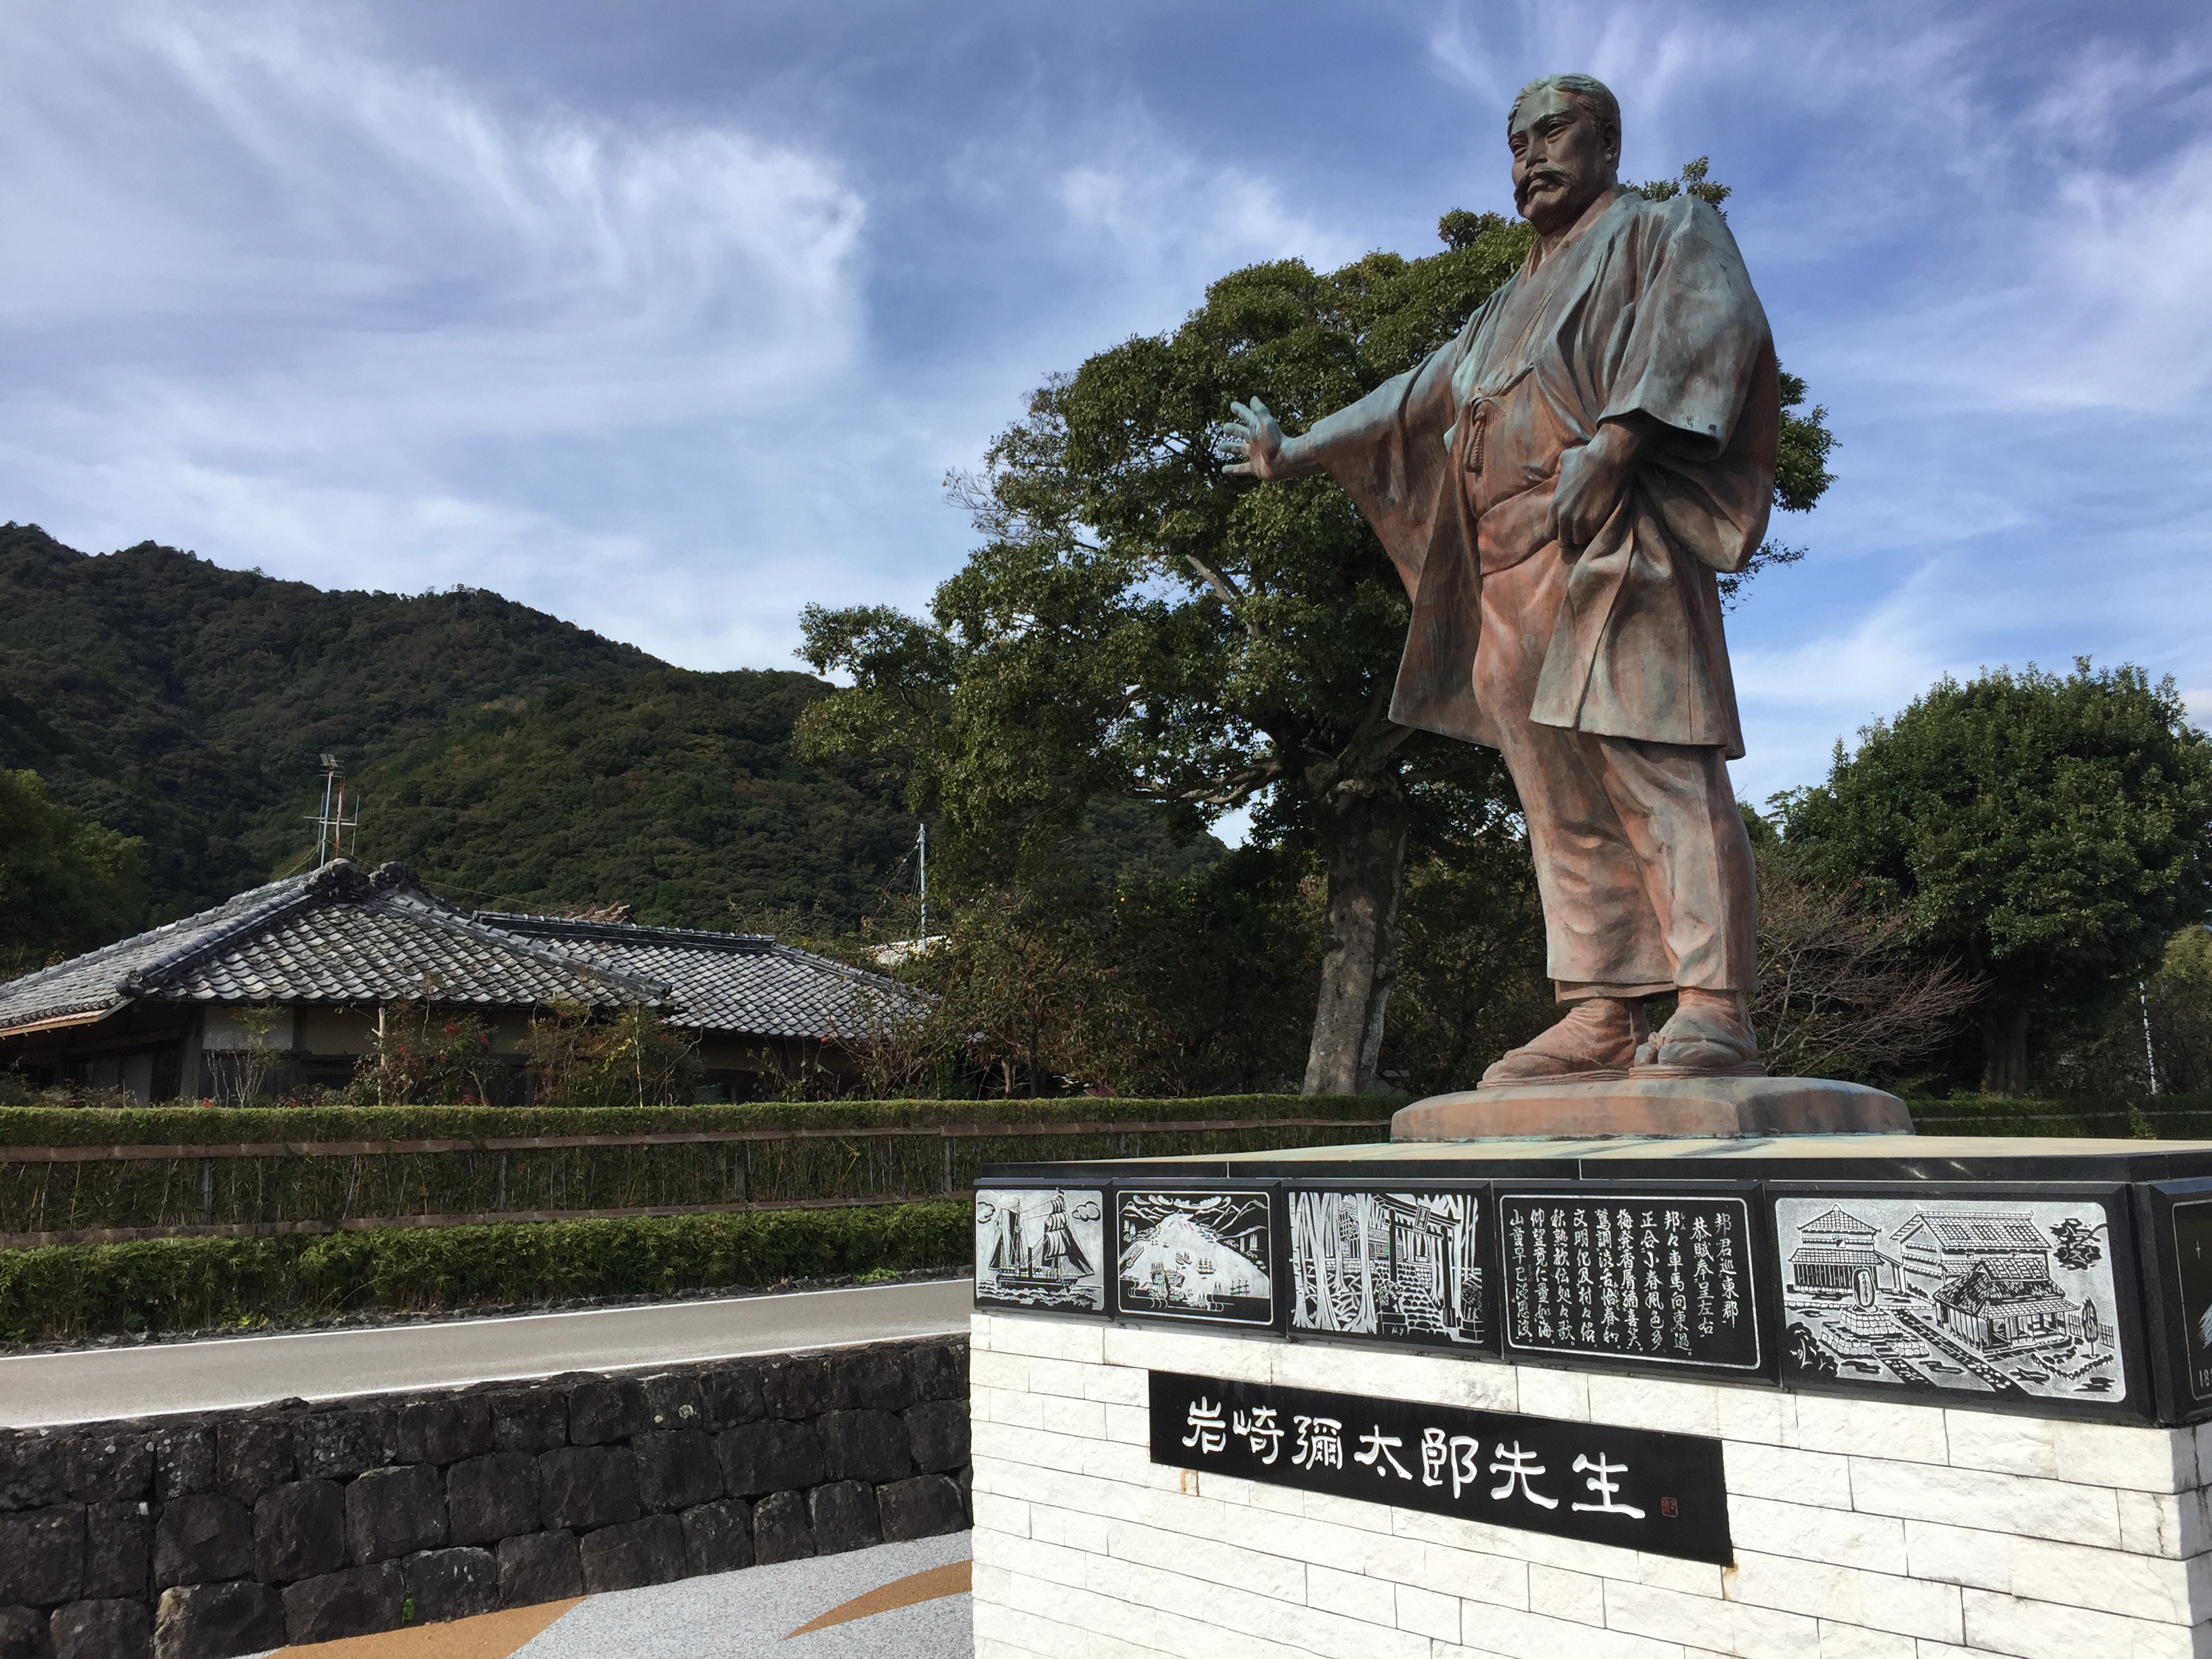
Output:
[977, 1188, 1105, 1311]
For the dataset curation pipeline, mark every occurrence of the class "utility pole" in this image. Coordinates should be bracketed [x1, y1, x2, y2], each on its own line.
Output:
[2142, 981, 2160, 1098]
[305, 754, 361, 867]
[917, 821, 928, 942]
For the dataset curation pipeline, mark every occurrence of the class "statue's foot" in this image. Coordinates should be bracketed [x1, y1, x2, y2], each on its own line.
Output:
[1481, 998, 1649, 1086]
[1633, 989, 1763, 1074]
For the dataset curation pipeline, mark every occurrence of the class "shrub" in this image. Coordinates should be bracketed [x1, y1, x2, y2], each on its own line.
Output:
[0, 1202, 972, 1343]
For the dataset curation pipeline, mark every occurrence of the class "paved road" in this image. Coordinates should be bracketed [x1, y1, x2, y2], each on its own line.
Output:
[0, 1279, 975, 1427]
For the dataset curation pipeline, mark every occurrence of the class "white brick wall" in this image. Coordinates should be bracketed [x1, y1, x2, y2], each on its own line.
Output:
[971, 1311, 2212, 1659]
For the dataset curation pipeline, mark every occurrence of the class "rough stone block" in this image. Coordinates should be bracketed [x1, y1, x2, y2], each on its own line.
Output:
[680, 1499, 752, 1576]
[699, 1365, 764, 1431]
[345, 1463, 447, 1565]
[214, 1419, 293, 1504]
[294, 1410, 392, 1483]
[0, 1608, 47, 1659]
[715, 1420, 824, 1497]
[397, 1398, 492, 1468]
[445, 1452, 539, 1546]
[566, 1379, 649, 1447]
[833, 1347, 911, 1412]
[0, 1509, 83, 1607]
[82, 1502, 150, 1601]
[496, 1531, 581, 1610]
[536, 1448, 639, 1532]
[760, 1356, 834, 1420]
[252, 1480, 346, 1584]
[403, 1546, 498, 1624]
[151, 1581, 284, 1659]
[0, 1434, 61, 1513]
[62, 1433, 150, 1506]
[808, 1480, 880, 1556]
[488, 1386, 569, 1455]
[144, 1429, 213, 1504]
[903, 1400, 970, 1474]
[633, 1431, 722, 1513]
[282, 1562, 403, 1645]
[578, 1515, 686, 1593]
[909, 1343, 967, 1402]
[50, 1598, 150, 1659]
[752, 1490, 813, 1565]
[877, 1473, 966, 1542]
[820, 1411, 911, 1484]
[640, 1374, 709, 1431]
[152, 1494, 251, 1589]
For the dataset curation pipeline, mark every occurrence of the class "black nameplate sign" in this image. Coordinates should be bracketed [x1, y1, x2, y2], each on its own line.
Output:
[1499, 1189, 1763, 1374]
[1148, 1370, 1732, 1565]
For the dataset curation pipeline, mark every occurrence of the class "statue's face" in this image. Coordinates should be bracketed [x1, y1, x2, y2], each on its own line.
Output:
[1509, 87, 1619, 235]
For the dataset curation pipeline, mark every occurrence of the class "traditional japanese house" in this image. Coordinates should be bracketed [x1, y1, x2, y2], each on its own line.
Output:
[1929, 1257, 2072, 1353]
[1891, 1210, 2053, 1297]
[1788, 1206, 1902, 1296]
[0, 859, 924, 1101]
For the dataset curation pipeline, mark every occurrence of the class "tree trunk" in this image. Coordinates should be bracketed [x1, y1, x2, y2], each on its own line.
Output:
[1978, 1000, 2031, 1097]
[1303, 781, 1409, 1096]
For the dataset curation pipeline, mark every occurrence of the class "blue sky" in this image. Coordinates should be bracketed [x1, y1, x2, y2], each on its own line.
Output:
[4, 0, 2209, 810]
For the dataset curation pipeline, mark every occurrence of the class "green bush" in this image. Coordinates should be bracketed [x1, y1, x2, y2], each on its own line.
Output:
[0, 1202, 972, 1344]
[1905, 1092, 2212, 1139]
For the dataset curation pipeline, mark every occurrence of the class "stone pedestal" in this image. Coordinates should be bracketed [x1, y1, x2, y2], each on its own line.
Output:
[969, 1310, 2212, 1659]
[1391, 1075, 1913, 1141]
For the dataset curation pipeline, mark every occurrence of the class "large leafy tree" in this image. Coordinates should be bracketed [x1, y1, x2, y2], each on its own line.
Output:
[0, 769, 145, 977]
[1781, 663, 2212, 1095]
[802, 169, 1833, 1092]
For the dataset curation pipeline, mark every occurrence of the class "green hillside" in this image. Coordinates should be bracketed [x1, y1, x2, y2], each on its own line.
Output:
[0, 524, 912, 931]
[362, 669, 914, 927]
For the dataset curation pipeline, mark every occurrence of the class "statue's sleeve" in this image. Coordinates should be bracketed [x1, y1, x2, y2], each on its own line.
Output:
[1603, 198, 1779, 573]
[1289, 321, 1473, 598]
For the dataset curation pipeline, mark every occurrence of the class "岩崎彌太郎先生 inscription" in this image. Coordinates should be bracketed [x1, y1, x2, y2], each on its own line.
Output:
[1500, 1191, 1762, 1372]
[1148, 1370, 1732, 1565]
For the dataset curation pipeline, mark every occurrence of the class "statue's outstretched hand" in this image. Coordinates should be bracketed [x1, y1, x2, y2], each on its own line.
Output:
[1223, 399, 1288, 479]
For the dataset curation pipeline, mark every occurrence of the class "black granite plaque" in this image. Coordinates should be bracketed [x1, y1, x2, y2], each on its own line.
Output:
[975, 1185, 1109, 1315]
[1769, 1182, 2145, 1420]
[1286, 1182, 1494, 1354]
[1498, 1189, 1764, 1374]
[1148, 1370, 1732, 1564]
[1113, 1185, 1280, 1329]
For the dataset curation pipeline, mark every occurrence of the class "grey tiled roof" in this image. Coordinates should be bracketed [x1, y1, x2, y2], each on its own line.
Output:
[476, 914, 928, 1040]
[0, 862, 656, 1036]
[0, 861, 922, 1043]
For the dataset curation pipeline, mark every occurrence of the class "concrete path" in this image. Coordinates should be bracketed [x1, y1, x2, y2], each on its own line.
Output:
[0, 1279, 975, 1427]
[247, 1533, 974, 1659]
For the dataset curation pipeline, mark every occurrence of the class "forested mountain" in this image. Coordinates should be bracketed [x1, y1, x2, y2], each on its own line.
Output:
[0, 524, 913, 930]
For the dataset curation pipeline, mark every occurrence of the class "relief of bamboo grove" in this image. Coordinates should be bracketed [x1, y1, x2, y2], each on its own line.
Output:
[1288, 1189, 1485, 1348]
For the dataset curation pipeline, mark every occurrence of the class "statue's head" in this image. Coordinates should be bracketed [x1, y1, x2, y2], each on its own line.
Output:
[1507, 73, 1622, 236]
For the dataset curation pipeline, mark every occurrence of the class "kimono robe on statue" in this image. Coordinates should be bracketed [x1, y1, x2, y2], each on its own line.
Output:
[1300, 184, 1779, 998]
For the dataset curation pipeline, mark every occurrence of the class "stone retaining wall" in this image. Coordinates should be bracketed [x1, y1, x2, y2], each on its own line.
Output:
[0, 1335, 970, 1659]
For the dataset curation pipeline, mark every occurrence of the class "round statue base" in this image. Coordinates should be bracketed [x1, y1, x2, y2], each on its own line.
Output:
[1390, 1073, 1912, 1140]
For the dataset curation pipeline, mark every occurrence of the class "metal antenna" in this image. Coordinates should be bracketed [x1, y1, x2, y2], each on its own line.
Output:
[305, 754, 361, 866]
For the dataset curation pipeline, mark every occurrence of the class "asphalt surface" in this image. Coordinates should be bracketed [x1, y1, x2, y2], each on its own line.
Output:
[0, 1278, 975, 1427]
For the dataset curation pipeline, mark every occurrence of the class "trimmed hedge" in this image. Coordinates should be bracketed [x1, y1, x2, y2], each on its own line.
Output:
[0, 1094, 1388, 1145]
[0, 1096, 1393, 1235]
[1905, 1092, 2212, 1139]
[0, 1201, 972, 1344]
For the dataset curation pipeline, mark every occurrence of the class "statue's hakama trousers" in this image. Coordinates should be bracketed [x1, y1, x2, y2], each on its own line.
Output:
[1476, 547, 1759, 1001]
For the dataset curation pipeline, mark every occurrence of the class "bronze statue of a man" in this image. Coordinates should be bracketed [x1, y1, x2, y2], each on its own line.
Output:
[1228, 73, 1776, 1085]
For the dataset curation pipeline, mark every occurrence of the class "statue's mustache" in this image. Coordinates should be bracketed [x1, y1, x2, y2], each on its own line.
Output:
[1517, 167, 1572, 204]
